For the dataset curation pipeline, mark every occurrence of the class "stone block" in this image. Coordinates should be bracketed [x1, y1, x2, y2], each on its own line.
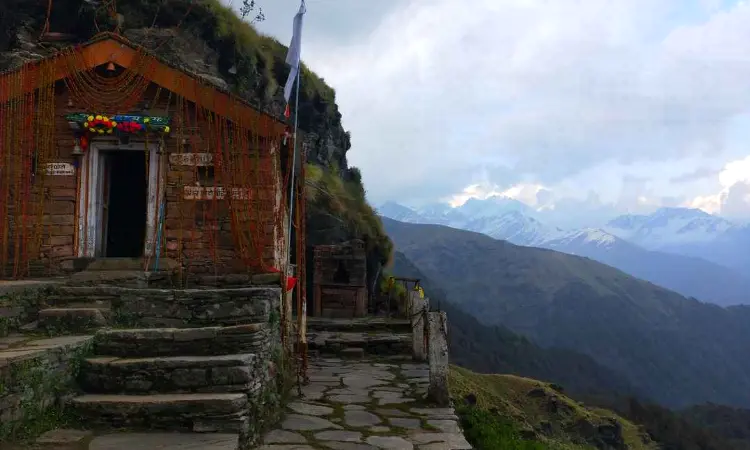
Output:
[94, 324, 271, 357]
[71, 393, 250, 434]
[35, 428, 93, 449]
[427, 311, 450, 406]
[38, 307, 108, 334]
[0, 336, 94, 437]
[409, 292, 428, 361]
[80, 354, 263, 395]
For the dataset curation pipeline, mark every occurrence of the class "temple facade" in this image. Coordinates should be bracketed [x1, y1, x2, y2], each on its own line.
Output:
[0, 33, 294, 285]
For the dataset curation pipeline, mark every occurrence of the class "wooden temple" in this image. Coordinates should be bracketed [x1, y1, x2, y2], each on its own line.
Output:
[0, 32, 298, 285]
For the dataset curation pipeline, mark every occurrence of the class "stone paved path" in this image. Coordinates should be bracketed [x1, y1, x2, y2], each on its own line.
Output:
[258, 357, 472, 450]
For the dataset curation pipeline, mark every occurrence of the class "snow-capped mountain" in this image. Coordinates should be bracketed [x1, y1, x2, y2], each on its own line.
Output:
[605, 207, 735, 249]
[379, 200, 750, 306]
[463, 211, 561, 247]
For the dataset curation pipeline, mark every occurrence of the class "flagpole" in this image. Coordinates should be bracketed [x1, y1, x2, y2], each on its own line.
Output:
[286, 70, 300, 270]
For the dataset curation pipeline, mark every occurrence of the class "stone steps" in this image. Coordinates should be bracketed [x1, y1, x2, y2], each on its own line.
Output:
[305, 317, 413, 334]
[47, 285, 280, 328]
[94, 324, 271, 357]
[38, 307, 109, 334]
[80, 354, 262, 395]
[70, 393, 249, 434]
[33, 429, 241, 450]
[307, 331, 412, 356]
[45, 294, 113, 307]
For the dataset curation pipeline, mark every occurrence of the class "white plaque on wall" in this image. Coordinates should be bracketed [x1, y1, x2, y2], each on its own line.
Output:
[45, 162, 75, 176]
[169, 153, 214, 167]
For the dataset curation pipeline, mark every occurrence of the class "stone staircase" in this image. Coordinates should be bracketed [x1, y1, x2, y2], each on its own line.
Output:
[26, 259, 288, 449]
[304, 317, 413, 358]
[37, 257, 180, 334]
[70, 324, 277, 442]
[36, 258, 282, 335]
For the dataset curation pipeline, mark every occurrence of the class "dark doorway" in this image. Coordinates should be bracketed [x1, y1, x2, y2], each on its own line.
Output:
[333, 260, 350, 284]
[104, 151, 147, 257]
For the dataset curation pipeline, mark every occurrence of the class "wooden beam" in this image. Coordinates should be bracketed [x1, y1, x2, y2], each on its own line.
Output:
[0, 38, 285, 136]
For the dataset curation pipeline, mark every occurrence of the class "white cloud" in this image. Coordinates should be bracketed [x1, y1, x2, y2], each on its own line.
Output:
[688, 155, 750, 216]
[254, 0, 750, 221]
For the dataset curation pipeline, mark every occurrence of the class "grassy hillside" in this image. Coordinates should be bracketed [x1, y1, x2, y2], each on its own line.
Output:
[390, 251, 636, 399]
[393, 250, 745, 449]
[450, 365, 656, 450]
[382, 217, 750, 408]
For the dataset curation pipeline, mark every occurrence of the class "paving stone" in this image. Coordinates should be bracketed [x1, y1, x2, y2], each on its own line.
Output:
[310, 375, 342, 383]
[264, 430, 307, 444]
[314, 430, 363, 442]
[89, 433, 239, 449]
[343, 376, 389, 389]
[328, 388, 371, 396]
[371, 386, 404, 392]
[328, 394, 370, 404]
[369, 371, 396, 380]
[408, 433, 471, 449]
[322, 442, 377, 450]
[288, 401, 334, 416]
[389, 418, 421, 430]
[409, 408, 455, 417]
[426, 420, 461, 433]
[300, 385, 328, 401]
[257, 446, 316, 450]
[402, 369, 429, 378]
[340, 348, 365, 359]
[374, 409, 411, 417]
[365, 436, 414, 449]
[343, 404, 367, 410]
[345, 410, 382, 427]
[377, 397, 414, 405]
[282, 414, 342, 431]
[36, 429, 93, 447]
[264, 357, 470, 450]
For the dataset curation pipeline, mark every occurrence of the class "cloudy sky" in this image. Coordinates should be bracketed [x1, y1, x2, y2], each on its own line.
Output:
[245, 0, 750, 225]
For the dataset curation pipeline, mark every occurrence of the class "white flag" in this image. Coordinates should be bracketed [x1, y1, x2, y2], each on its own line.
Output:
[283, 0, 306, 104]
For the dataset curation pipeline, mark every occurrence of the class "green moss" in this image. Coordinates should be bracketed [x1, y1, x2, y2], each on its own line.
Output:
[306, 163, 393, 265]
[457, 405, 568, 450]
[0, 339, 92, 443]
[449, 365, 656, 450]
[0, 287, 51, 336]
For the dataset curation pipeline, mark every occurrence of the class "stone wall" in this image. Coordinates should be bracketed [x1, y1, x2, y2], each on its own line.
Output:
[0, 336, 93, 440]
[0, 281, 57, 336]
[50, 285, 281, 329]
[3, 81, 286, 279]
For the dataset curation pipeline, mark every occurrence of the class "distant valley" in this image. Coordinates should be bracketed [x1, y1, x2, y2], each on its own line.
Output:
[379, 199, 750, 306]
[382, 217, 750, 409]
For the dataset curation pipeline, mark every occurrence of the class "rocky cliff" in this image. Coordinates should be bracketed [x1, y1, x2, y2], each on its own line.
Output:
[0, 0, 392, 276]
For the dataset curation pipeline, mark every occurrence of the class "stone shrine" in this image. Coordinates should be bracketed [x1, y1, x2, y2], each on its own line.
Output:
[312, 240, 368, 318]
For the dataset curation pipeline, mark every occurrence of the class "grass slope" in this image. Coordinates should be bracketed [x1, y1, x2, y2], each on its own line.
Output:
[382, 217, 750, 408]
[450, 365, 656, 450]
[390, 251, 636, 399]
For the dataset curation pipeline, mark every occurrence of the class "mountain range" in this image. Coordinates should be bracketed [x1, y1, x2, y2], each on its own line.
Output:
[382, 216, 750, 409]
[379, 199, 750, 306]
[391, 249, 747, 450]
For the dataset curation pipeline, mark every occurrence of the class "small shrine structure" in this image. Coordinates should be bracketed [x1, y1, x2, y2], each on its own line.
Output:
[312, 240, 368, 318]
